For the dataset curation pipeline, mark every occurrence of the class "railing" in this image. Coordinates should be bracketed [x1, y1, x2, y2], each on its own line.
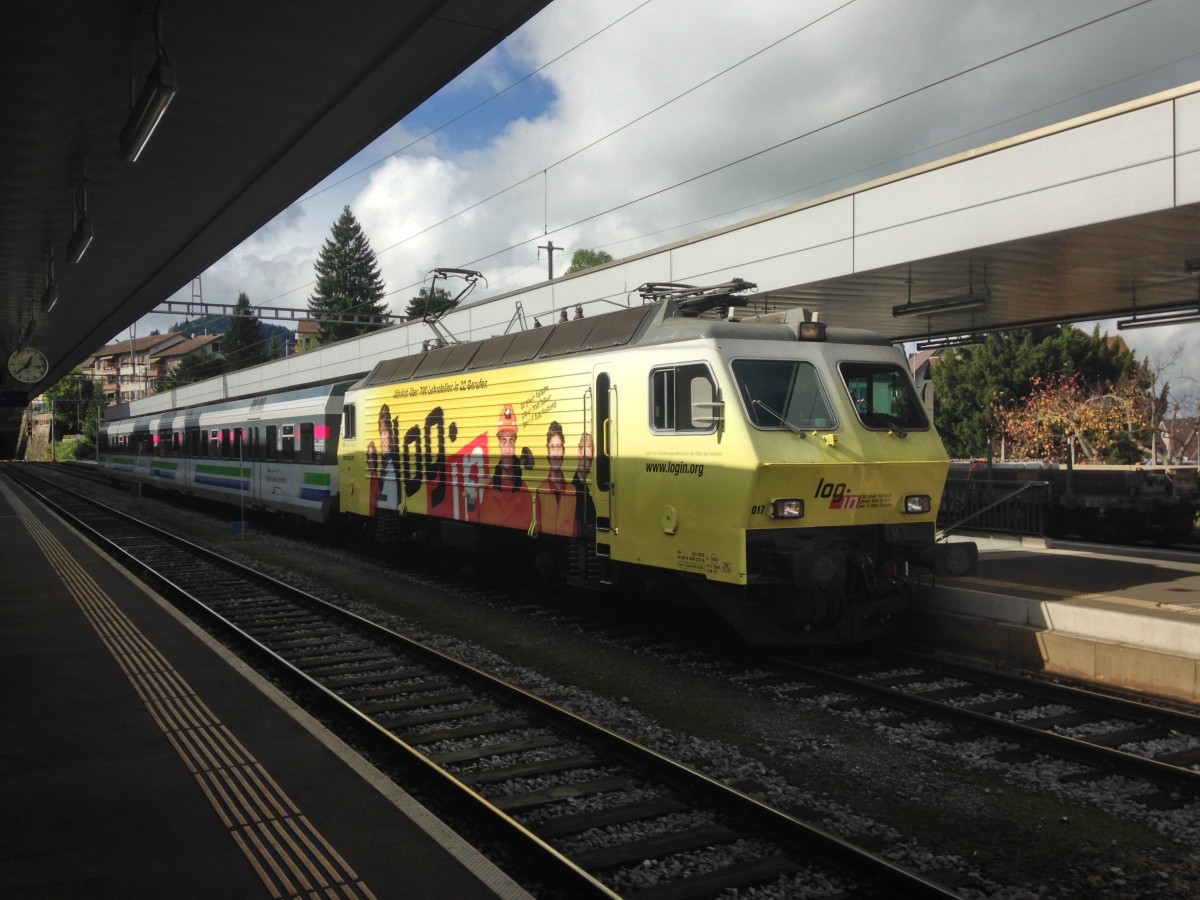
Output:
[937, 478, 1049, 539]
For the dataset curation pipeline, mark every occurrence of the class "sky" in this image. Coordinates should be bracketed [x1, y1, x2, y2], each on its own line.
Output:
[128, 0, 1200, 397]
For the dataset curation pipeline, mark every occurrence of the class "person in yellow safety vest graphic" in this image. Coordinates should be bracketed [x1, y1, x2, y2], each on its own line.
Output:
[481, 403, 530, 528]
[536, 420, 577, 536]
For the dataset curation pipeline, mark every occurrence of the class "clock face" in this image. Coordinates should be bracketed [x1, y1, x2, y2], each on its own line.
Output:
[8, 346, 50, 384]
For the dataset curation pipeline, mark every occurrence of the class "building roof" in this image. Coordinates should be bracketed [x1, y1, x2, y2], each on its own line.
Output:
[151, 334, 222, 360]
[90, 333, 186, 360]
[908, 347, 939, 377]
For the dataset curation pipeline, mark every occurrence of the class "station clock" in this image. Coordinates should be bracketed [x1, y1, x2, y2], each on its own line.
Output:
[7, 346, 50, 384]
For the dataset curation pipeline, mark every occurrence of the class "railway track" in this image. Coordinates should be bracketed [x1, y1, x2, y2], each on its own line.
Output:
[5, 463, 960, 899]
[754, 649, 1200, 807]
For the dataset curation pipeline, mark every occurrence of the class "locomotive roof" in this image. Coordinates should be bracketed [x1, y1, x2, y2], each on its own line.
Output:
[361, 298, 891, 389]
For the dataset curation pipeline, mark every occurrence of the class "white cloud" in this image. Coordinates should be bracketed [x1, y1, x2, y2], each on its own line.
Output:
[136, 0, 1200, 391]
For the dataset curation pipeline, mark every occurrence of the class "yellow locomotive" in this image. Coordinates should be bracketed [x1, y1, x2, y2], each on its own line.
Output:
[338, 279, 976, 644]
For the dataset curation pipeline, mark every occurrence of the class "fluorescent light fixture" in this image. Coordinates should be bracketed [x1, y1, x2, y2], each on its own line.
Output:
[893, 291, 989, 318]
[120, 56, 176, 162]
[67, 214, 93, 264]
[915, 334, 985, 350]
[1117, 309, 1200, 330]
[66, 179, 93, 264]
[40, 246, 58, 312]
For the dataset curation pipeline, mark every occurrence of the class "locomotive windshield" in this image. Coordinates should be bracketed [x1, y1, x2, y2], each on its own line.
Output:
[732, 360, 835, 430]
[839, 362, 928, 431]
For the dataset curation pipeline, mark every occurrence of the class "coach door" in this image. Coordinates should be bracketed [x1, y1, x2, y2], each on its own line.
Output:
[593, 371, 616, 537]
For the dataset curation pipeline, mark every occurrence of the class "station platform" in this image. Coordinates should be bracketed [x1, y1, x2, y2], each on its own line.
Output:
[914, 534, 1200, 704]
[0, 472, 532, 899]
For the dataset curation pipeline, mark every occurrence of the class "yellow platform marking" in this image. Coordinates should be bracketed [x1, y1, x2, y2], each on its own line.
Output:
[3, 482, 376, 900]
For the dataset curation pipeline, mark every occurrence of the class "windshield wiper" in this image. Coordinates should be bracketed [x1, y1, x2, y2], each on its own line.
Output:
[751, 398, 808, 437]
[860, 407, 908, 437]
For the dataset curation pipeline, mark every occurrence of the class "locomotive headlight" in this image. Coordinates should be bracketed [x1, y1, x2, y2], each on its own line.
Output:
[772, 498, 804, 518]
[904, 494, 932, 514]
[797, 321, 827, 341]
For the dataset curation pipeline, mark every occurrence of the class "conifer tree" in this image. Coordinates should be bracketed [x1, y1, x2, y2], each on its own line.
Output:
[308, 206, 389, 344]
[156, 351, 225, 391]
[405, 286, 455, 319]
[222, 291, 268, 371]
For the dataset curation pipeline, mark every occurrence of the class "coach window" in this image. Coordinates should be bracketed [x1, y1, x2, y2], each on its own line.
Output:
[210, 429, 220, 457]
[299, 422, 314, 463]
[342, 403, 356, 440]
[281, 424, 295, 462]
[650, 363, 718, 433]
[265, 425, 278, 461]
[233, 427, 244, 460]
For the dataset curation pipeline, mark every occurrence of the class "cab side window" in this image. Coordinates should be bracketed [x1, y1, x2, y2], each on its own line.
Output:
[650, 363, 718, 433]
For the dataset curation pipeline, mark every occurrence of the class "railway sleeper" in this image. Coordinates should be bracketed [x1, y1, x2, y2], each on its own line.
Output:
[531, 797, 691, 840]
[428, 734, 562, 766]
[571, 823, 741, 870]
[1084, 724, 1169, 748]
[338, 678, 458, 701]
[296, 651, 401, 672]
[324, 666, 430, 688]
[489, 775, 638, 813]
[455, 754, 605, 786]
[361, 690, 476, 714]
[622, 854, 804, 900]
[1131, 790, 1191, 810]
[395, 714, 527, 743]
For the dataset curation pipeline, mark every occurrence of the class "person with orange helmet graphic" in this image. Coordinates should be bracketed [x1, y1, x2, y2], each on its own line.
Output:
[481, 403, 530, 528]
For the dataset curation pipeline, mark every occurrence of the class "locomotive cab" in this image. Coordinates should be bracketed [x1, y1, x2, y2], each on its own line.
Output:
[570, 295, 978, 644]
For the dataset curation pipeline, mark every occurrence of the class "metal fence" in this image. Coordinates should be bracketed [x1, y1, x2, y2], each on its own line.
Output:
[937, 478, 1049, 539]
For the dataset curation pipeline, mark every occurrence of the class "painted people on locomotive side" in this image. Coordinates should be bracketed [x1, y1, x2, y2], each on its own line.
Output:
[367, 403, 401, 516]
[481, 403, 532, 528]
[572, 431, 596, 536]
[369, 388, 597, 537]
[536, 420, 576, 536]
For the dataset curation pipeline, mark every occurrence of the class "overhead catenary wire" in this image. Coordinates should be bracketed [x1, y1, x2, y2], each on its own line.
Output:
[195, 0, 1160, 321]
